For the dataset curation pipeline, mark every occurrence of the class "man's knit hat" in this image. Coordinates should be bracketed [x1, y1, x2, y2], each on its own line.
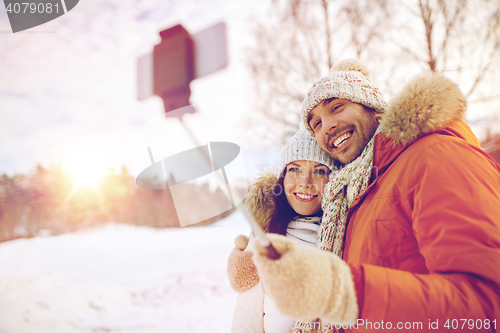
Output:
[301, 58, 386, 136]
[277, 127, 336, 178]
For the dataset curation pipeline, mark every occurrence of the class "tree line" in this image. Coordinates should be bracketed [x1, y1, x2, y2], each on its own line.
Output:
[0, 165, 235, 243]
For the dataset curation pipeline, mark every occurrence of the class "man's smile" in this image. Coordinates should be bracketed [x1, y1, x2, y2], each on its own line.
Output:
[328, 129, 354, 151]
[332, 130, 353, 149]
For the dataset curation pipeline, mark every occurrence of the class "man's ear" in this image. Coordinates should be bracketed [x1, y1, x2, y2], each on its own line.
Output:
[363, 105, 382, 122]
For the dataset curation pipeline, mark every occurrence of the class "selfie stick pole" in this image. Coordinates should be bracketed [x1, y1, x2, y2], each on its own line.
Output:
[176, 115, 281, 260]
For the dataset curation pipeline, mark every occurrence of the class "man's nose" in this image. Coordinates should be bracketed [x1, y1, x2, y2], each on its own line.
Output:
[322, 116, 338, 136]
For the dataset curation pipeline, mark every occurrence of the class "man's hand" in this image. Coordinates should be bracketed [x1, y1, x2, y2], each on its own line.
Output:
[227, 235, 260, 293]
[252, 234, 358, 323]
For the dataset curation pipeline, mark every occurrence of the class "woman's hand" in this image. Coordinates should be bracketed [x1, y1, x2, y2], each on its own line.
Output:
[227, 234, 260, 293]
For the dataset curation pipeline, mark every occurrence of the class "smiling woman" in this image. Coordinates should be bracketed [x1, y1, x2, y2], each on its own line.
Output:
[230, 128, 337, 333]
[283, 160, 330, 216]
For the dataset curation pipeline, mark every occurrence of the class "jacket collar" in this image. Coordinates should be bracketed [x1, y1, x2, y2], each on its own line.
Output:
[371, 71, 476, 178]
[372, 119, 480, 181]
[379, 71, 467, 146]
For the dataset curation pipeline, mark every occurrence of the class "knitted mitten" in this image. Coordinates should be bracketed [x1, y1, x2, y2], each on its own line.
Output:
[227, 234, 260, 293]
[252, 234, 358, 323]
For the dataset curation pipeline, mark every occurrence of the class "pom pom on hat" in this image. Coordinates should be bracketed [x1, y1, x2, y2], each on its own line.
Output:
[332, 58, 370, 78]
[301, 58, 386, 136]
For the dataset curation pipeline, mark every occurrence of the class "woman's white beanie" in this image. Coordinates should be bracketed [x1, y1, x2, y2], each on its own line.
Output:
[277, 127, 337, 178]
[301, 58, 386, 136]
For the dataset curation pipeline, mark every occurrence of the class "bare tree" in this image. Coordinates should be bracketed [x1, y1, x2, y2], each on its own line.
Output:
[245, 0, 500, 146]
[246, 0, 390, 145]
[481, 125, 500, 165]
[398, 0, 500, 99]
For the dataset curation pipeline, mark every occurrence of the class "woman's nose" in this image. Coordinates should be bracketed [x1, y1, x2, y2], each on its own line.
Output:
[298, 174, 312, 188]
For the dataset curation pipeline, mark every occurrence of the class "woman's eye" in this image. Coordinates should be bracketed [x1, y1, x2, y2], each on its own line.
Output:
[314, 169, 327, 175]
[288, 167, 299, 173]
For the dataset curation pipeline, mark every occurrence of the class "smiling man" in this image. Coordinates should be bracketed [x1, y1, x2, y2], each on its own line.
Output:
[251, 59, 500, 332]
[308, 98, 379, 165]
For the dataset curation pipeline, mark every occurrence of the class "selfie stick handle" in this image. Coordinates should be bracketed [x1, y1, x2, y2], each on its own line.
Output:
[239, 207, 281, 260]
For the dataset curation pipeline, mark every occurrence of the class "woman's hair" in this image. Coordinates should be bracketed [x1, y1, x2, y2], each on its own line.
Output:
[267, 170, 322, 235]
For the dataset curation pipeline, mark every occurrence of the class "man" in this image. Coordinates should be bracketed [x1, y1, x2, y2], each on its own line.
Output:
[251, 59, 500, 332]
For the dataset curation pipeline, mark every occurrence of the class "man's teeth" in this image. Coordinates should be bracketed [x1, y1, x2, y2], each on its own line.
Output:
[334, 132, 352, 148]
[295, 193, 314, 199]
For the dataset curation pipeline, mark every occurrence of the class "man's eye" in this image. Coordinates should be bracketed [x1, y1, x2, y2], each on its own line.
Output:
[332, 104, 343, 113]
[313, 120, 321, 130]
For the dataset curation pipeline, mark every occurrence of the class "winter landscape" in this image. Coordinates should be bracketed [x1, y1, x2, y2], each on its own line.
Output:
[1, 1, 500, 332]
[0, 212, 250, 333]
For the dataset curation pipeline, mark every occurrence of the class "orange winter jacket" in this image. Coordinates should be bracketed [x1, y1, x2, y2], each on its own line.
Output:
[344, 73, 500, 333]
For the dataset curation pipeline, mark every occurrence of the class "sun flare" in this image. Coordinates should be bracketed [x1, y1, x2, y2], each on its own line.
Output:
[74, 169, 103, 187]
[65, 159, 106, 188]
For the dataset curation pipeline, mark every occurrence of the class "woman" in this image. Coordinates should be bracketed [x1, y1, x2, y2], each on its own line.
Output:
[229, 128, 336, 333]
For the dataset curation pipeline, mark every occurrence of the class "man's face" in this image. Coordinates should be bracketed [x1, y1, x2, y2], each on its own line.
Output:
[308, 99, 379, 164]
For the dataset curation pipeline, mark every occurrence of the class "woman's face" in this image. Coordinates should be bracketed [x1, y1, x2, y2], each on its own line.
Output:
[283, 160, 330, 216]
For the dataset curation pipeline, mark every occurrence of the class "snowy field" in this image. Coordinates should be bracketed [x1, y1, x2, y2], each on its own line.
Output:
[0, 212, 251, 333]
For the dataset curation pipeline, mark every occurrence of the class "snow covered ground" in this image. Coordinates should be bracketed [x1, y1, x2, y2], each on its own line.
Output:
[0, 212, 251, 333]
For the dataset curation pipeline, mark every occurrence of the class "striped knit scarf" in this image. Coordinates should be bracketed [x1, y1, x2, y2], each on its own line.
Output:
[292, 129, 379, 333]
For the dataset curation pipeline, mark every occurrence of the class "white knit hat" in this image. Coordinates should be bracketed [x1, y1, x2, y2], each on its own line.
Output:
[301, 58, 386, 136]
[277, 128, 337, 178]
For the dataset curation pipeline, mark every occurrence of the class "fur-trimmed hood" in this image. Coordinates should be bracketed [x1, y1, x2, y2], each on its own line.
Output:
[247, 71, 474, 229]
[380, 71, 467, 145]
[245, 171, 278, 231]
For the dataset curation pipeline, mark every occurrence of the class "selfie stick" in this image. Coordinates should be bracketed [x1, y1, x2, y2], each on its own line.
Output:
[238, 206, 281, 260]
[171, 113, 281, 260]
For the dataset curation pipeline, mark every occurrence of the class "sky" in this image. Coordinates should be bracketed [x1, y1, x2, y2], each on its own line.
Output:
[0, 0, 279, 180]
[1, 0, 499, 180]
